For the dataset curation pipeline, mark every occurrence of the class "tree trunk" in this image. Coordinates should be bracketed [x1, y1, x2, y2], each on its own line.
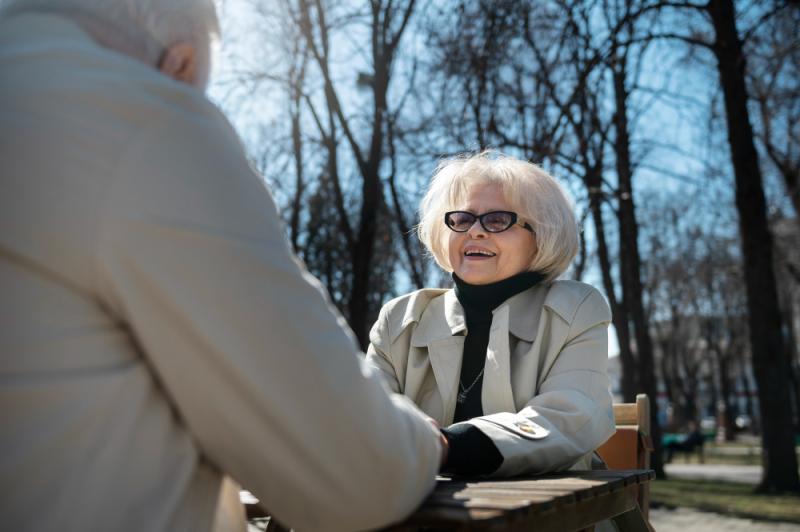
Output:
[708, 0, 800, 492]
[289, 79, 305, 253]
[611, 57, 664, 478]
[348, 16, 394, 347]
[658, 339, 674, 422]
[718, 354, 736, 442]
[778, 272, 800, 434]
[586, 172, 638, 402]
[386, 120, 424, 289]
[740, 362, 757, 431]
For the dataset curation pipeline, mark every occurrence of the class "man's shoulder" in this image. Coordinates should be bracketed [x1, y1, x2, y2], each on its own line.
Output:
[543, 280, 610, 324]
[1, 12, 228, 141]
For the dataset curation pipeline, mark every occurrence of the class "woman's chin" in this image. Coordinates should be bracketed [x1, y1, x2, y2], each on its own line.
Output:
[456, 270, 498, 285]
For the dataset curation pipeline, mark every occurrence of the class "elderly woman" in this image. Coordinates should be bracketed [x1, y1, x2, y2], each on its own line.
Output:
[366, 152, 615, 477]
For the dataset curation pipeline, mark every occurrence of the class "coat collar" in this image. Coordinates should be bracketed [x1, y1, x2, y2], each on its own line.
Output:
[404, 280, 579, 421]
[409, 283, 557, 345]
[409, 290, 465, 347]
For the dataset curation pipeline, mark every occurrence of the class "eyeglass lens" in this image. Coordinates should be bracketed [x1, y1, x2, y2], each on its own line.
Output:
[445, 211, 516, 233]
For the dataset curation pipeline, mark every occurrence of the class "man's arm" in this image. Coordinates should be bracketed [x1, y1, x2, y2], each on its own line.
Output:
[94, 101, 441, 531]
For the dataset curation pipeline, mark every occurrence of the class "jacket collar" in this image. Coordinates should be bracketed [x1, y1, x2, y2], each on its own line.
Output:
[505, 283, 549, 342]
[409, 283, 558, 346]
[409, 290, 466, 347]
[405, 281, 576, 421]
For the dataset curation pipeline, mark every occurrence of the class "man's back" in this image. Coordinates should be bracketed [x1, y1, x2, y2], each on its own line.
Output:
[0, 12, 441, 532]
[0, 13, 220, 531]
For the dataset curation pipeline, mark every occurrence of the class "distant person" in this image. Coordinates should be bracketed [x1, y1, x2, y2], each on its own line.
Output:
[664, 421, 705, 463]
[366, 152, 615, 476]
[0, 1, 445, 531]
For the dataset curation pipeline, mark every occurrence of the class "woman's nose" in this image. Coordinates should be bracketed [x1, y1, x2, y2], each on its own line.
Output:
[467, 219, 487, 238]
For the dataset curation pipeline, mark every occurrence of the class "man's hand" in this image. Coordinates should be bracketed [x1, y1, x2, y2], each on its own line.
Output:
[426, 418, 449, 468]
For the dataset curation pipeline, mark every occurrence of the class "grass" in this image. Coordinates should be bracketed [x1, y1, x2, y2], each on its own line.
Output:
[665, 447, 762, 466]
[663, 440, 800, 466]
[650, 478, 800, 523]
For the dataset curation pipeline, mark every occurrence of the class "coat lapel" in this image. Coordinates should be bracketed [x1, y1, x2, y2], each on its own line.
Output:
[408, 284, 551, 421]
[482, 304, 517, 414]
[427, 336, 465, 425]
[507, 283, 548, 342]
[483, 283, 550, 413]
[410, 290, 466, 425]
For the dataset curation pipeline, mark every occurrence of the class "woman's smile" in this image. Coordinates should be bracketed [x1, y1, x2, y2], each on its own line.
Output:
[463, 246, 496, 259]
[448, 184, 537, 285]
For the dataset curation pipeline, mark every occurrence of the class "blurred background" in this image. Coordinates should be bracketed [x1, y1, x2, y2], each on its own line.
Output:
[207, 0, 799, 525]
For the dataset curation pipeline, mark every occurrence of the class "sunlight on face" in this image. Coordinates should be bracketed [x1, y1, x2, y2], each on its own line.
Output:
[447, 184, 537, 285]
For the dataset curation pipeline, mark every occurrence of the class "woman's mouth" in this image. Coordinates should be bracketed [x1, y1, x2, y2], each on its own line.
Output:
[463, 247, 496, 259]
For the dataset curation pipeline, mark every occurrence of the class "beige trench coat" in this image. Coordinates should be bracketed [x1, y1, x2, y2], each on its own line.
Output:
[366, 280, 616, 477]
[0, 12, 441, 532]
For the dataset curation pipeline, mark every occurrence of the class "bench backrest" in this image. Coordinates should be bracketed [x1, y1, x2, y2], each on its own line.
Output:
[596, 394, 654, 521]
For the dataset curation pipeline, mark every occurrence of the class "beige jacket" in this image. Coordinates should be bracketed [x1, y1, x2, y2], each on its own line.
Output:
[0, 12, 441, 532]
[366, 280, 615, 477]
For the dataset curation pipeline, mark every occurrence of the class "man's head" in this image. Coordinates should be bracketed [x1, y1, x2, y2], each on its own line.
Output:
[0, 0, 220, 88]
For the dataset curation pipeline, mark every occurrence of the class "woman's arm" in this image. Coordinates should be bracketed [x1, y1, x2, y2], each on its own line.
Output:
[460, 288, 615, 477]
[365, 304, 403, 393]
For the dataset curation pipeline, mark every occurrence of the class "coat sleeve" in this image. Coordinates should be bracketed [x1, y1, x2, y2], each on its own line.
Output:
[462, 288, 616, 477]
[94, 103, 441, 531]
[365, 303, 403, 394]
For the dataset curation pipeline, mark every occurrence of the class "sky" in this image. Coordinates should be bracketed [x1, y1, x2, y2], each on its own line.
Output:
[205, 1, 791, 359]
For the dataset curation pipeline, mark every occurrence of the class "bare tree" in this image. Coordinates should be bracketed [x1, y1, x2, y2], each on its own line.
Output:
[707, 0, 798, 492]
[641, 189, 750, 442]
[747, 5, 800, 219]
[212, 0, 799, 490]
[224, 0, 427, 346]
[296, 0, 422, 346]
[647, 0, 799, 492]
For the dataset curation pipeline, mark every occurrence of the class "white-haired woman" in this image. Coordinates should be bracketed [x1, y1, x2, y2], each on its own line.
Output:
[366, 151, 615, 477]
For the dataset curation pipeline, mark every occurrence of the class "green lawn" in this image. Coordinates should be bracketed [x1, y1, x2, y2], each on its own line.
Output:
[665, 448, 762, 466]
[663, 440, 800, 466]
[651, 478, 800, 523]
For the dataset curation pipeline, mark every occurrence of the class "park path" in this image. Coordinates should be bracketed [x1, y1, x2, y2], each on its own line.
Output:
[653, 461, 800, 530]
[650, 507, 800, 531]
[664, 462, 762, 484]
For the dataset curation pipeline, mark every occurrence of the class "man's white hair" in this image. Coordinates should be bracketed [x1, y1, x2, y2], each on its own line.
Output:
[417, 151, 580, 283]
[0, 0, 219, 68]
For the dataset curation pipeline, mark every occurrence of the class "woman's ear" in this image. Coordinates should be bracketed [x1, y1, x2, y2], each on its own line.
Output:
[158, 42, 198, 86]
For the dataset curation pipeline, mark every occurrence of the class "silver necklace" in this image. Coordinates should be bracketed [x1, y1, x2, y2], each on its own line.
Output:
[457, 369, 485, 403]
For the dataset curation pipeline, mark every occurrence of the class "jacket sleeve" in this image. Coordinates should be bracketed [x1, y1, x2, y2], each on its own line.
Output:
[462, 288, 616, 477]
[94, 103, 441, 531]
[365, 304, 403, 394]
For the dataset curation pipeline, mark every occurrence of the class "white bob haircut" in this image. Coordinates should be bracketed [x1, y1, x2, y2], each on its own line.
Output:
[0, 0, 219, 76]
[418, 151, 579, 283]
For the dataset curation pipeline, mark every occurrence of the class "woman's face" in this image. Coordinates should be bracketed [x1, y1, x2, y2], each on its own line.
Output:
[447, 183, 537, 285]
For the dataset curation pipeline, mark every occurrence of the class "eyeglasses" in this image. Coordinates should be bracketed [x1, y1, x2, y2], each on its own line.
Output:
[444, 211, 534, 233]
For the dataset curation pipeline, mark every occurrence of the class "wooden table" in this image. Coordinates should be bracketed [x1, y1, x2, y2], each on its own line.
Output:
[383, 469, 655, 531]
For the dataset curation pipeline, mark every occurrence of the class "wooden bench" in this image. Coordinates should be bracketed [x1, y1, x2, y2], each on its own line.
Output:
[596, 394, 655, 525]
[245, 396, 657, 531]
[385, 469, 655, 531]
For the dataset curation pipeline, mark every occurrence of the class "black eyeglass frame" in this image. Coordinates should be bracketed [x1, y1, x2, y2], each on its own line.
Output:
[444, 210, 534, 234]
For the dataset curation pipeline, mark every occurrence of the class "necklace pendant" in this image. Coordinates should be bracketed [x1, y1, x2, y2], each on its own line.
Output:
[457, 391, 468, 403]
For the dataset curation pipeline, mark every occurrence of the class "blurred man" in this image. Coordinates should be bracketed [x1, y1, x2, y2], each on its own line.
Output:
[0, 1, 444, 531]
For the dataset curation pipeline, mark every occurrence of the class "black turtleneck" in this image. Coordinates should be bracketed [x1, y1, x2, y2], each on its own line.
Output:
[440, 270, 543, 477]
[452, 270, 543, 422]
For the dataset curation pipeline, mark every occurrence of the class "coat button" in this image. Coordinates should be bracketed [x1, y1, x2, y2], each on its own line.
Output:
[515, 420, 537, 434]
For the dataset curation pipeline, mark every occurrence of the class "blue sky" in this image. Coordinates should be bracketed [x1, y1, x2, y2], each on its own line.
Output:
[206, 0, 792, 358]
